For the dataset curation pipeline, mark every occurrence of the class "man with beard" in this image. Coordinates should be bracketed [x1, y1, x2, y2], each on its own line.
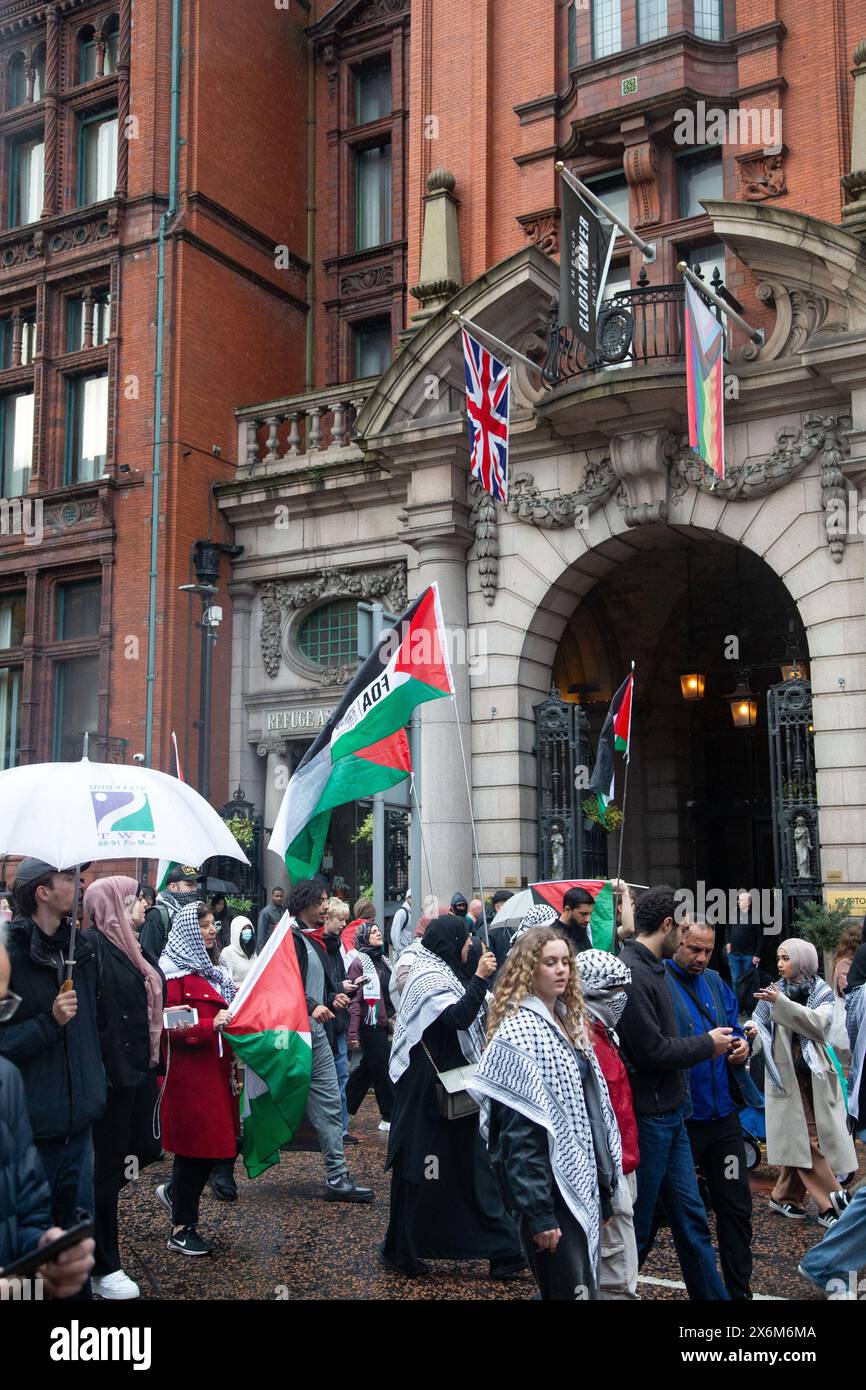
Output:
[139, 864, 200, 960]
[616, 885, 733, 1301]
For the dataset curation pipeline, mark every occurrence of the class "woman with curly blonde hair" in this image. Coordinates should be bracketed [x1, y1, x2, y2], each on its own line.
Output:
[468, 927, 622, 1301]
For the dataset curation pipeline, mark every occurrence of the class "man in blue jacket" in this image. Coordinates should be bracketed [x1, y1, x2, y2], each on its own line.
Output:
[0, 919, 95, 1297]
[666, 918, 754, 1299]
[0, 858, 105, 1231]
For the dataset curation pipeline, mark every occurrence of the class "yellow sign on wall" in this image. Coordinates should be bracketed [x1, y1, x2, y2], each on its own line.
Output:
[825, 889, 866, 915]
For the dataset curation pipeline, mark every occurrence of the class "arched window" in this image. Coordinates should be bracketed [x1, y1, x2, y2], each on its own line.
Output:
[6, 52, 26, 109]
[79, 25, 98, 84]
[297, 601, 358, 668]
[102, 15, 120, 75]
[31, 44, 45, 101]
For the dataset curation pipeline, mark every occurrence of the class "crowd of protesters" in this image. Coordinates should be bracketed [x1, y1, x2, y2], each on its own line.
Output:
[1, 857, 865, 1304]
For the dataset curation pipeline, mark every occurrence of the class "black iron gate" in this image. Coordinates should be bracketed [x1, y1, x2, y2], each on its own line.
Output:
[534, 689, 606, 881]
[201, 787, 264, 909]
[767, 678, 821, 928]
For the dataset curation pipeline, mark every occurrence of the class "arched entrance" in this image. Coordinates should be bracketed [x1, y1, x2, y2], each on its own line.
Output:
[540, 530, 811, 903]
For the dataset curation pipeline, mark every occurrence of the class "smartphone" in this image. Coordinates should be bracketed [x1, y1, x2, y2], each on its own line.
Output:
[0, 1217, 94, 1281]
[163, 1005, 198, 1029]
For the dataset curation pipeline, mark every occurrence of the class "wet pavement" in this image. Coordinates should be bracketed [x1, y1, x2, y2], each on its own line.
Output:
[113, 1096, 865, 1302]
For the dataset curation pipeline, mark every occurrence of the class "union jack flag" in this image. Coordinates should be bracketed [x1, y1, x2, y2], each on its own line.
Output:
[462, 328, 510, 503]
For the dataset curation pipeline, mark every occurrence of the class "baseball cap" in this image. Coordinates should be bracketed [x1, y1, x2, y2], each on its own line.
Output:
[14, 858, 90, 890]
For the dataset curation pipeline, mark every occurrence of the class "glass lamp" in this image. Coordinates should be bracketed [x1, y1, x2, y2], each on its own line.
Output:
[680, 672, 706, 701]
[725, 670, 758, 729]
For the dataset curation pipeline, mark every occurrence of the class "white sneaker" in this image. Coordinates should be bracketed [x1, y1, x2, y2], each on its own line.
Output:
[92, 1269, 140, 1300]
[378, 1120, 391, 1132]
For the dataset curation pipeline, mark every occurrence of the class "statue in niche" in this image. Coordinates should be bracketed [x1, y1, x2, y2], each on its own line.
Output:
[550, 825, 565, 880]
[793, 816, 812, 879]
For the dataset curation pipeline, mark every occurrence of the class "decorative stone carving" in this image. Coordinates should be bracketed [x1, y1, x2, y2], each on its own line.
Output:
[609, 430, 675, 527]
[736, 149, 787, 202]
[516, 208, 560, 256]
[340, 265, 394, 296]
[469, 481, 499, 607]
[259, 562, 408, 678]
[408, 169, 463, 327]
[506, 457, 617, 529]
[670, 415, 851, 563]
[623, 141, 661, 228]
[320, 664, 355, 686]
[353, 0, 408, 26]
[47, 216, 116, 255]
[740, 282, 846, 362]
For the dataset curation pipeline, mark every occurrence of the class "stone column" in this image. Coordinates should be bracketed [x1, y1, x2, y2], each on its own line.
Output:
[41, 6, 60, 218]
[227, 582, 258, 796]
[402, 510, 475, 903]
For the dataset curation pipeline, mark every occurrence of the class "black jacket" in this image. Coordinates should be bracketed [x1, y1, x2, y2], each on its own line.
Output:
[0, 917, 107, 1141]
[91, 932, 165, 1089]
[302, 932, 349, 1045]
[556, 917, 592, 955]
[726, 909, 762, 958]
[0, 1056, 52, 1268]
[139, 903, 171, 962]
[616, 939, 715, 1116]
[291, 926, 339, 1017]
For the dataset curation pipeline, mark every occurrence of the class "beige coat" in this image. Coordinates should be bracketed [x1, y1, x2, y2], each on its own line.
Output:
[751, 990, 857, 1173]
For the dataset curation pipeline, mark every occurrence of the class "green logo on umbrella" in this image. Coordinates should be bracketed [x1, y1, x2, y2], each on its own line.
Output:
[91, 789, 155, 833]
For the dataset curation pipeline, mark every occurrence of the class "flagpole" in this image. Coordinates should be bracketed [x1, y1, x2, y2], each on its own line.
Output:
[409, 775, 435, 911]
[452, 311, 544, 379]
[556, 162, 656, 262]
[452, 698, 490, 947]
[613, 661, 635, 940]
[677, 262, 764, 345]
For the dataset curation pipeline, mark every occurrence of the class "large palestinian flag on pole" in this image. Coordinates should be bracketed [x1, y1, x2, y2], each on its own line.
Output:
[223, 912, 312, 1179]
[531, 878, 617, 953]
[587, 668, 634, 820]
[269, 584, 454, 882]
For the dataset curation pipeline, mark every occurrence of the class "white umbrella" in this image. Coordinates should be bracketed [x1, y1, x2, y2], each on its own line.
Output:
[0, 756, 250, 984]
[490, 890, 534, 935]
[0, 756, 250, 870]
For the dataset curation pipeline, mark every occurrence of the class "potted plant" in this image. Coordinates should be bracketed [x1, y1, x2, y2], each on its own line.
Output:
[792, 897, 856, 981]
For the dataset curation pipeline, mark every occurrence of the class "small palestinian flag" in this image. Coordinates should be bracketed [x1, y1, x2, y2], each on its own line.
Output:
[531, 878, 616, 953]
[223, 912, 312, 1179]
[587, 668, 634, 820]
[269, 584, 454, 882]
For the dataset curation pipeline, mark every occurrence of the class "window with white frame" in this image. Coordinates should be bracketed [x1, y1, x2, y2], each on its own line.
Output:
[637, 0, 667, 43]
[592, 0, 622, 58]
[0, 392, 34, 496]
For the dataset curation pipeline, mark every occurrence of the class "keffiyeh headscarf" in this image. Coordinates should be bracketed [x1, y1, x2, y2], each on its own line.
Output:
[354, 920, 384, 1026]
[576, 948, 632, 1034]
[512, 904, 558, 945]
[158, 902, 236, 1003]
[469, 995, 622, 1276]
[750, 937, 831, 1092]
[389, 916, 486, 1084]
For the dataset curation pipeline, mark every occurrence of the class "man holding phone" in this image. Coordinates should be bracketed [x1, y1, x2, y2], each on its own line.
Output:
[0, 918, 95, 1298]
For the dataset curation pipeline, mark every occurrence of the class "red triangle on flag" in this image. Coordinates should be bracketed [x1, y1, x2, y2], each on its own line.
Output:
[355, 727, 412, 773]
[393, 587, 453, 694]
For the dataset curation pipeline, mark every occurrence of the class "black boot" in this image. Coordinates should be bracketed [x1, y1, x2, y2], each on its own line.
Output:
[209, 1157, 238, 1203]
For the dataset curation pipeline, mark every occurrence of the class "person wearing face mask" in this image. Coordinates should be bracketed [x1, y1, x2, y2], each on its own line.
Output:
[382, 914, 525, 1280]
[345, 919, 395, 1131]
[576, 948, 640, 1300]
[83, 877, 165, 1300]
[219, 916, 258, 987]
[745, 938, 856, 1229]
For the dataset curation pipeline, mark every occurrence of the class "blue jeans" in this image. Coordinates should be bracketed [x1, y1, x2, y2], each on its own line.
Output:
[728, 952, 753, 991]
[801, 1185, 866, 1294]
[633, 1105, 730, 1300]
[333, 1031, 350, 1134]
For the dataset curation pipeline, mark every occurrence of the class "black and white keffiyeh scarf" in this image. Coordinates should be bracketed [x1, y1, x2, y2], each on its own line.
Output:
[576, 949, 632, 1036]
[389, 945, 487, 1084]
[158, 903, 236, 1003]
[468, 996, 622, 1274]
[846, 983, 866, 1122]
[751, 975, 833, 1093]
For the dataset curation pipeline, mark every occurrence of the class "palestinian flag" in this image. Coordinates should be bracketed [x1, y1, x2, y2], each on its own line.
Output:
[269, 584, 454, 882]
[223, 912, 312, 1179]
[531, 878, 616, 954]
[587, 668, 634, 819]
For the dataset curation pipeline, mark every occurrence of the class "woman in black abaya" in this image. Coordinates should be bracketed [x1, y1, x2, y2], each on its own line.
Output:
[381, 914, 526, 1280]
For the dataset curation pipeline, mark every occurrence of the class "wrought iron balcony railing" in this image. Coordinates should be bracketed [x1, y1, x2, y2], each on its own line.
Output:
[542, 266, 727, 387]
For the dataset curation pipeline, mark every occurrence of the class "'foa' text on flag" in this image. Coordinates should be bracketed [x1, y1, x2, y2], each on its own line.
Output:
[268, 583, 454, 881]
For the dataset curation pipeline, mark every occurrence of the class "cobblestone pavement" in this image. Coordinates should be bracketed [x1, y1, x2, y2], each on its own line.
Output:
[115, 1097, 864, 1302]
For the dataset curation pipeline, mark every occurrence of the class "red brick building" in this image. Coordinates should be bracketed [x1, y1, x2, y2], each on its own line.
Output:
[0, 0, 309, 862]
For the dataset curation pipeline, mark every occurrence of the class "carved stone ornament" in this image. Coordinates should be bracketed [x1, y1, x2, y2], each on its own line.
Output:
[352, 0, 408, 25]
[736, 149, 787, 202]
[506, 457, 618, 529]
[516, 208, 560, 257]
[670, 414, 851, 563]
[623, 141, 661, 229]
[340, 265, 394, 296]
[741, 283, 847, 363]
[259, 562, 408, 679]
[469, 481, 500, 607]
[609, 430, 674, 526]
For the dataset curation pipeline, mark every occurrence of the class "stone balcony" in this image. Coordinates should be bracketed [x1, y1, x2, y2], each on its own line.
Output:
[235, 376, 380, 477]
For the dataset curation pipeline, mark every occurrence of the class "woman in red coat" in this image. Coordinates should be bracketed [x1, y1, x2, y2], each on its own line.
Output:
[156, 902, 238, 1256]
